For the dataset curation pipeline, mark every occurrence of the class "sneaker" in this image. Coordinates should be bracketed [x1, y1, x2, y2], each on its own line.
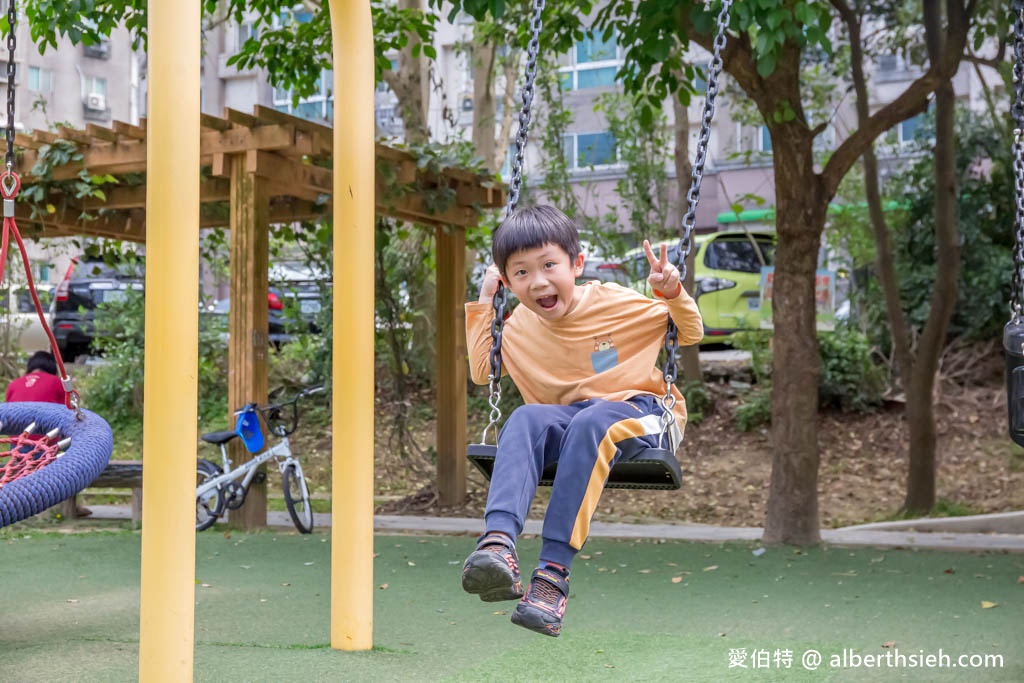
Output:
[461, 533, 524, 602]
[511, 567, 569, 637]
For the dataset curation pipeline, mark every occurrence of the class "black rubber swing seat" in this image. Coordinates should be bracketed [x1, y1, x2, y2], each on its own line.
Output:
[467, 443, 683, 491]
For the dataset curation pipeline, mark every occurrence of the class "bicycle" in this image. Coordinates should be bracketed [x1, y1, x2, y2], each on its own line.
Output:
[195, 385, 324, 533]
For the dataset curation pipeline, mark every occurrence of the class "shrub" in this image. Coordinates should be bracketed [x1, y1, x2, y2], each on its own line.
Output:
[818, 326, 885, 412]
[735, 389, 771, 431]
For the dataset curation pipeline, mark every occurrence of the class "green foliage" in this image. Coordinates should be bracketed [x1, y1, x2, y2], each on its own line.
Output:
[817, 325, 885, 412]
[83, 281, 228, 423]
[18, 139, 118, 223]
[680, 379, 710, 426]
[869, 108, 1015, 344]
[734, 389, 771, 432]
[22, 0, 439, 101]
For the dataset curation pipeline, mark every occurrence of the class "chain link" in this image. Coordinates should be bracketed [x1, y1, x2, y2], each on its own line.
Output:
[660, 0, 732, 440]
[5, 0, 15, 172]
[481, 0, 546, 444]
[1012, 0, 1024, 318]
[505, 0, 545, 218]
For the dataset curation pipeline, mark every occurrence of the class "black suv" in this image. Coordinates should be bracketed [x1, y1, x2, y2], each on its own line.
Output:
[52, 258, 143, 361]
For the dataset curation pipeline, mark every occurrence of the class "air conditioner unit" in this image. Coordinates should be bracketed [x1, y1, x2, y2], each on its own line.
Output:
[85, 93, 106, 111]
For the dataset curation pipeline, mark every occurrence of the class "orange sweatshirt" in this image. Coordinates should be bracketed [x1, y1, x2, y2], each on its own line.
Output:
[466, 281, 704, 435]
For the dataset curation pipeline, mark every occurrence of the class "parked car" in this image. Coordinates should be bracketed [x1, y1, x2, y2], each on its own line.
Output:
[593, 230, 777, 342]
[204, 285, 323, 346]
[51, 258, 144, 361]
[0, 284, 55, 353]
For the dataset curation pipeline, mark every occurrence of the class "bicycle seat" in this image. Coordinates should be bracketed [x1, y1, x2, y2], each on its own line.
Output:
[200, 430, 239, 446]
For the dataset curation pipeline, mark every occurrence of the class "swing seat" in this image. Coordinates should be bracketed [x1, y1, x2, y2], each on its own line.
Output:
[467, 443, 683, 491]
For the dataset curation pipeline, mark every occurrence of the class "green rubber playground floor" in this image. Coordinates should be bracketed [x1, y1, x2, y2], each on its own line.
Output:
[1, 525, 1022, 682]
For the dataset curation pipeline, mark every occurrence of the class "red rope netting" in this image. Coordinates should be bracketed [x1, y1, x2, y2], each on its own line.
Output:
[0, 432, 63, 488]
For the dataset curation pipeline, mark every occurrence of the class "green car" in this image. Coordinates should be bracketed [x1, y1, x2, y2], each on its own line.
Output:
[594, 230, 776, 343]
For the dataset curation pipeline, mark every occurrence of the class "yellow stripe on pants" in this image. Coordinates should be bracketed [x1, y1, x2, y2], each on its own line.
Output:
[569, 417, 647, 549]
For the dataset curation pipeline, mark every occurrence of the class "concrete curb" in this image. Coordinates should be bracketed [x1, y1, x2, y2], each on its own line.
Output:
[841, 511, 1024, 534]
[84, 505, 1024, 552]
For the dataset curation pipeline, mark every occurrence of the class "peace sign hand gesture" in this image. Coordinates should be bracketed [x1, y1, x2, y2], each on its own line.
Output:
[643, 240, 682, 299]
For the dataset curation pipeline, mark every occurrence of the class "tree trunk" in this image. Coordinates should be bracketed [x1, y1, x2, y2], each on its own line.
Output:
[472, 40, 497, 172]
[672, 84, 701, 384]
[905, 11, 961, 511]
[382, 0, 430, 144]
[762, 141, 828, 545]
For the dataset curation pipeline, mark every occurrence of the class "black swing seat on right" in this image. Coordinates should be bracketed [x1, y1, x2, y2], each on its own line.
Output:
[466, 443, 683, 491]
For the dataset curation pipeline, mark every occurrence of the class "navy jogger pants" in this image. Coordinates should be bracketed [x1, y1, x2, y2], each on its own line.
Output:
[484, 395, 667, 569]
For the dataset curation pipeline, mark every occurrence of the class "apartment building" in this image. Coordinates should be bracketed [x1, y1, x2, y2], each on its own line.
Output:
[5, 18, 141, 286]
[201, 11, 1003, 244]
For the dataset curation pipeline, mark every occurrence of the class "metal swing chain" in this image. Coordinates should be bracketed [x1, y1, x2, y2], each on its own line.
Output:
[658, 0, 732, 444]
[481, 0, 545, 444]
[4, 0, 14, 174]
[0, 0, 81, 416]
[1011, 0, 1024, 320]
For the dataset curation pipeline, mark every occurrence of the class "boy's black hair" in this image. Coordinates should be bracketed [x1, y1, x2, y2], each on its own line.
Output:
[492, 205, 580, 276]
[26, 351, 57, 375]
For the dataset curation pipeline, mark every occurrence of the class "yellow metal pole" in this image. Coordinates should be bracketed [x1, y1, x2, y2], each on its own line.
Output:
[329, 0, 375, 650]
[138, 0, 200, 678]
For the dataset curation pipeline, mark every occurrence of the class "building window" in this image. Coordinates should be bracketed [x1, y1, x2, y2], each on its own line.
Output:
[28, 66, 52, 92]
[274, 70, 334, 122]
[87, 76, 107, 96]
[236, 22, 258, 53]
[559, 31, 621, 91]
[758, 125, 772, 153]
[898, 114, 923, 145]
[562, 131, 618, 170]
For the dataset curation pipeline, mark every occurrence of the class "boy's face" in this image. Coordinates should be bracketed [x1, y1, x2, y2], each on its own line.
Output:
[503, 243, 585, 321]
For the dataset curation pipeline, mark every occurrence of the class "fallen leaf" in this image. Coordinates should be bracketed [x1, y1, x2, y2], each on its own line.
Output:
[492, 611, 507, 615]
[304, 562, 314, 566]
[407, 561, 416, 567]
[671, 576, 683, 584]
[200, 583, 211, 588]
[281, 583, 291, 587]
[637, 569, 652, 574]
[703, 565, 719, 572]
[1017, 576, 1024, 584]
[604, 663, 615, 668]
[981, 601, 998, 609]
[579, 554, 592, 560]
[66, 599, 79, 603]
[378, 584, 389, 590]
[882, 641, 895, 648]
[944, 568, 955, 574]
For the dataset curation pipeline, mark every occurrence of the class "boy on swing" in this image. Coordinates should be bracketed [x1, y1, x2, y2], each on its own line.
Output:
[462, 205, 704, 636]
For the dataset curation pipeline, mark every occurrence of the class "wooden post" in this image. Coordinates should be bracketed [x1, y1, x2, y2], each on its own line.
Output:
[227, 151, 269, 529]
[436, 225, 467, 505]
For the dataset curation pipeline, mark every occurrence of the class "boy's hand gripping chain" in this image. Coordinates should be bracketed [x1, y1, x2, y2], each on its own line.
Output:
[482, 0, 545, 443]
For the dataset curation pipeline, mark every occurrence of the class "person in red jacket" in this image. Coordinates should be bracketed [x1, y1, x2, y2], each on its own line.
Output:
[6, 351, 65, 404]
[5, 351, 89, 516]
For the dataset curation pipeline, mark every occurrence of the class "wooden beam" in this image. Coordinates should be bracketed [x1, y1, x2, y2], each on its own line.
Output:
[32, 130, 59, 145]
[200, 112, 231, 131]
[201, 125, 296, 155]
[227, 152, 270, 530]
[224, 108, 259, 128]
[113, 120, 147, 140]
[435, 225, 467, 505]
[248, 150, 332, 199]
[86, 124, 120, 143]
[56, 125, 94, 146]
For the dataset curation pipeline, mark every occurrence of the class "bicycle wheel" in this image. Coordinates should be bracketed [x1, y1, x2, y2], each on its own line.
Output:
[196, 458, 225, 532]
[282, 463, 313, 534]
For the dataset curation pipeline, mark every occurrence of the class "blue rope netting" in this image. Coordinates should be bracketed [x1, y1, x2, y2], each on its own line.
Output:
[0, 402, 113, 527]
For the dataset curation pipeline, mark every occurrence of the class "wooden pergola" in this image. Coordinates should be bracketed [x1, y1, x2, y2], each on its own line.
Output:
[14, 105, 502, 521]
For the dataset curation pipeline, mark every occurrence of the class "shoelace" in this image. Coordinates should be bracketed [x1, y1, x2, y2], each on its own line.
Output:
[529, 576, 562, 606]
[483, 543, 519, 573]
